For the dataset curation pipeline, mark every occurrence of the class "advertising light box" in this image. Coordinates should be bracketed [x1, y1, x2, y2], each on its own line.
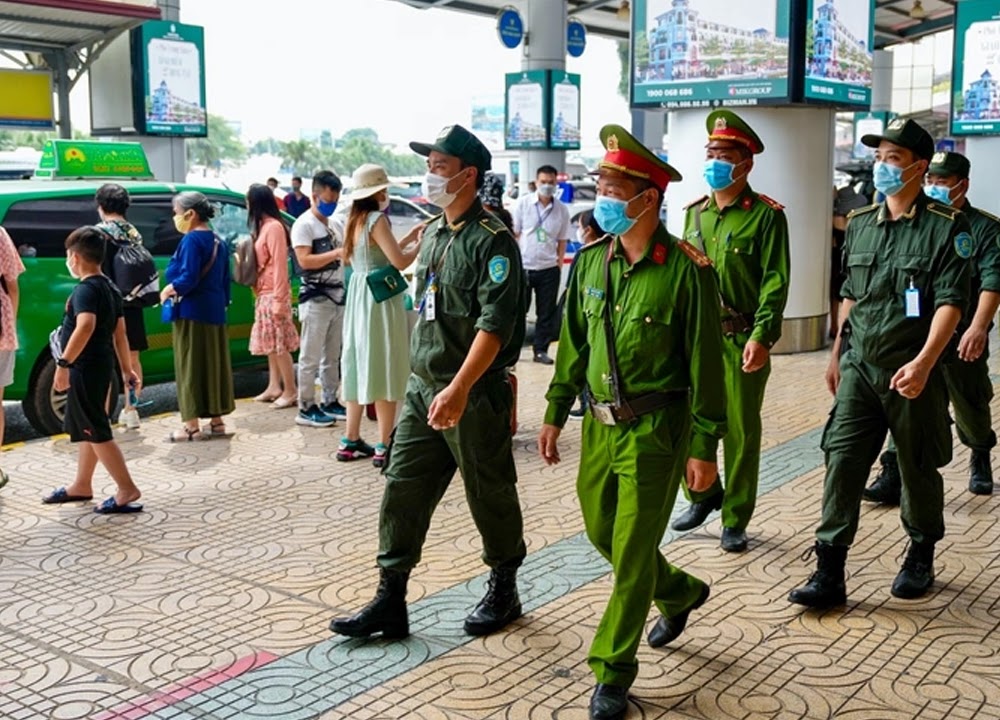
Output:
[505, 71, 549, 149]
[803, 0, 874, 106]
[550, 73, 581, 150]
[131, 20, 208, 137]
[630, 0, 792, 109]
[951, 0, 1000, 136]
[0, 70, 54, 130]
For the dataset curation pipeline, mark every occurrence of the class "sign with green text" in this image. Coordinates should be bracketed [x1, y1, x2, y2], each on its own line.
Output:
[34, 141, 154, 180]
[132, 20, 208, 137]
[951, 0, 1000, 136]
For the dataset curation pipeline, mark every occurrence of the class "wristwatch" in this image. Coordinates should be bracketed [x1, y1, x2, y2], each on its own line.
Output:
[56, 357, 74, 369]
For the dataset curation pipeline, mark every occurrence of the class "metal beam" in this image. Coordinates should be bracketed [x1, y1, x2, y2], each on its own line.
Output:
[0, 11, 113, 32]
[569, 0, 616, 14]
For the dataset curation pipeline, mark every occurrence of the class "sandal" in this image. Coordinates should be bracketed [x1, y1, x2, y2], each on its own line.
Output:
[168, 426, 204, 443]
[272, 396, 297, 409]
[254, 392, 280, 403]
[202, 421, 229, 438]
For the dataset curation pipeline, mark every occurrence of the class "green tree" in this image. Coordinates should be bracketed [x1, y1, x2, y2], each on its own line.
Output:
[187, 113, 246, 169]
[250, 137, 283, 155]
[805, 24, 814, 64]
[340, 128, 380, 145]
[281, 139, 321, 175]
[701, 35, 722, 59]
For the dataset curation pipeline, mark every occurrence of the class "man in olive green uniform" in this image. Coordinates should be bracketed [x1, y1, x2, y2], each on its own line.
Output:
[671, 110, 790, 553]
[864, 150, 1000, 503]
[789, 119, 971, 608]
[539, 125, 726, 720]
[330, 125, 527, 640]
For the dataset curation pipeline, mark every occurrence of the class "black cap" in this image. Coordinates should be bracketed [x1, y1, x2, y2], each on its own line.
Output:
[410, 124, 492, 175]
[928, 151, 971, 179]
[861, 118, 934, 162]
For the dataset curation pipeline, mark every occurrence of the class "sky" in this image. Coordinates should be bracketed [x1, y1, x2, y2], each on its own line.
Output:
[65, 0, 632, 155]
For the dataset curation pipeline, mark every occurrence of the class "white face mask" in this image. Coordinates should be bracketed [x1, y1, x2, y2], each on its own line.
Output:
[537, 183, 556, 198]
[422, 170, 468, 209]
[378, 195, 390, 212]
[66, 255, 79, 279]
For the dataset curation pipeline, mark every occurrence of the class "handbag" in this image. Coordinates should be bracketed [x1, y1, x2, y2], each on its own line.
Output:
[365, 264, 407, 303]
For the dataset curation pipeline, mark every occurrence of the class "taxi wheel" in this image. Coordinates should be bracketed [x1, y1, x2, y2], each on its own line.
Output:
[23, 355, 122, 437]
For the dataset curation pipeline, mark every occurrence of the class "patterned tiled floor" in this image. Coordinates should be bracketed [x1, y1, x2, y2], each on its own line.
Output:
[1, 344, 999, 719]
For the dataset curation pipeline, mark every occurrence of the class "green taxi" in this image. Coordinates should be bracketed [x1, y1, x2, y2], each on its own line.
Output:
[2, 140, 262, 435]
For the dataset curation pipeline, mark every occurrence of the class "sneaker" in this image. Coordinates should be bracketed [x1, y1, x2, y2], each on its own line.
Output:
[568, 406, 586, 420]
[121, 407, 141, 429]
[320, 401, 348, 419]
[337, 437, 375, 461]
[373, 443, 388, 469]
[296, 405, 336, 428]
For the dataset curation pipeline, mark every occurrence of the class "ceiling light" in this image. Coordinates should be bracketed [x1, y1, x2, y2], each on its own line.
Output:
[617, 1, 630, 21]
[909, 0, 927, 20]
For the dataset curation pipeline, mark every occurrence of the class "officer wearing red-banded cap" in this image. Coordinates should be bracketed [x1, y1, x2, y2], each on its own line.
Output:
[539, 124, 726, 720]
[671, 109, 791, 555]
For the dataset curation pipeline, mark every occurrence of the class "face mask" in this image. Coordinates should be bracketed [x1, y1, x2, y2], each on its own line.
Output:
[923, 184, 953, 205]
[292, 185, 301, 193]
[537, 183, 556, 198]
[422, 170, 468, 209]
[873, 160, 919, 197]
[703, 159, 745, 191]
[66, 255, 79, 279]
[576, 227, 586, 245]
[593, 192, 648, 236]
[316, 200, 338, 217]
[173, 212, 194, 234]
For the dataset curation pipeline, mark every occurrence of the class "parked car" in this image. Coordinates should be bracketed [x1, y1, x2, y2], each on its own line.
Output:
[0, 140, 267, 435]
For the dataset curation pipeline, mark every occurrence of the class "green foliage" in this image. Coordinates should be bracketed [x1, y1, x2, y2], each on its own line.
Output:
[617, 40, 629, 100]
[0, 129, 88, 150]
[276, 128, 426, 179]
[187, 113, 247, 168]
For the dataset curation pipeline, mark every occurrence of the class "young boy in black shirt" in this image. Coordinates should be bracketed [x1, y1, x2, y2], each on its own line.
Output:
[42, 226, 143, 513]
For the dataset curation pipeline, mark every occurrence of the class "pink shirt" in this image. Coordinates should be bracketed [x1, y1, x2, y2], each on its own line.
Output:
[253, 217, 292, 308]
[0, 226, 25, 352]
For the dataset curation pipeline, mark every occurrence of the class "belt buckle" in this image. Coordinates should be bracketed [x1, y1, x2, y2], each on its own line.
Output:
[589, 403, 617, 426]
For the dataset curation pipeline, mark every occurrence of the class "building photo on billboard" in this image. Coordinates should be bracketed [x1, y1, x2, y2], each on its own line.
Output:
[133, 20, 208, 137]
[631, 0, 792, 108]
[804, 0, 873, 106]
[952, 0, 1000, 136]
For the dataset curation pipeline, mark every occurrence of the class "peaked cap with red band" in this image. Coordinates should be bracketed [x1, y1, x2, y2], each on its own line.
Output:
[594, 124, 681, 191]
[706, 109, 764, 154]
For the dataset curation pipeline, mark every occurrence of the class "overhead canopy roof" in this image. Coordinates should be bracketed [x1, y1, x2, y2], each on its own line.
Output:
[392, 0, 956, 50]
[0, 0, 160, 53]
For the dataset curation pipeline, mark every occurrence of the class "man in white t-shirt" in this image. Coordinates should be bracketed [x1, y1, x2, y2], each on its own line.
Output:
[512, 164, 572, 365]
[291, 170, 347, 427]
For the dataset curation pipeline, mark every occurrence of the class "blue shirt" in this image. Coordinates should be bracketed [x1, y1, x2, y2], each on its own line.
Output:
[284, 192, 311, 218]
[165, 229, 230, 325]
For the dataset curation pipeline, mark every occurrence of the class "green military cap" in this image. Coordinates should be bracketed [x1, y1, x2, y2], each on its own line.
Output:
[706, 110, 764, 154]
[594, 123, 681, 190]
[410, 124, 492, 174]
[928, 150, 971, 179]
[861, 118, 934, 161]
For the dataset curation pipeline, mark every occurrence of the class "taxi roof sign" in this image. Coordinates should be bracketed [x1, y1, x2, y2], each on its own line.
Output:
[34, 140, 154, 180]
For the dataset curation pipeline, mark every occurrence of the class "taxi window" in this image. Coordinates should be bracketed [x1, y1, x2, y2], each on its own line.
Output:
[211, 201, 251, 244]
[2, 198, 98, 258]
[127, 198, 183, 257]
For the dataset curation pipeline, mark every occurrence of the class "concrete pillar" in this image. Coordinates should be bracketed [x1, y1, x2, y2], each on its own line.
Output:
[666, 107, 836, 354]
[631, 109, 666, 155]
[871, 49, 893, 113]
[519, 0, 566, 189]
[53, 52, 72, 139]
[967, 137, 1000, 218]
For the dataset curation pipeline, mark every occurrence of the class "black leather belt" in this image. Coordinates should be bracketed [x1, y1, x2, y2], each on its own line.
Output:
[721, 312, 755, 337]
[587, 389, 690, 426]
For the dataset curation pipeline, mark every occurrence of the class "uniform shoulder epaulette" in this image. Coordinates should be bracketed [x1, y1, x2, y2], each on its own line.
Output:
[683, 195, 709, 211]
[926, 202, 962, 221]
[975, 207, 1000, 224]
[758, 193, 785, 211]
[847, 204, 879, 220]
[478, 216, 507, 236]
[675, 238, 713, 268]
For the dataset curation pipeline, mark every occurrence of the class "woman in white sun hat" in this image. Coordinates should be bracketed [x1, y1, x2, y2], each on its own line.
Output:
[337, 164, 423, 468]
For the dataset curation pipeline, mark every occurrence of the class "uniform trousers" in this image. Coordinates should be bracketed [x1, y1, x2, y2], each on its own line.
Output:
[579, 403, 706, 688]
[377, 373, 526, 571]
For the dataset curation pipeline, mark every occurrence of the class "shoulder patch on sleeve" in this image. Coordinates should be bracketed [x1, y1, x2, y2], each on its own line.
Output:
[683, 195, 709, 211]
[676, 239, 713, 268]
[927, 202, 961, 221]
[954, 231, 974, 259]
[488, 255, 510, 283]
[758, 193, 785, 211]
[847, 204, 879, 220]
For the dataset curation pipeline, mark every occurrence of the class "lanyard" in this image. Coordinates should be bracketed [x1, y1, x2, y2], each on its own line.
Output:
[534, 201, 553, 232]
[427, 228, 458, 280]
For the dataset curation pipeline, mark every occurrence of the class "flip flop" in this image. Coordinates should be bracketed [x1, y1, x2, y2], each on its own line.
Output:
[94, 497, 144, 514]
[43, 487, 94, 504]
[254, 392, 280, 403]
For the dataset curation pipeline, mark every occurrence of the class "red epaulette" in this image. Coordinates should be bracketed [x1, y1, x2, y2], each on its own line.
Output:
[676, 240, 713, 268]
[683, 195, 709, 211]
[758, 193, 785, 211]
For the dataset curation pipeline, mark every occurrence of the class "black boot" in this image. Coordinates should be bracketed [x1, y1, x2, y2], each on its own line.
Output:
[464, 565, 522, 636]
[671, 491, 723, 531]
[329, 568, 410, 639]
[788, 542, 848, 608]
[862, 451, 901, 506]
[589, 684, 629, 720]
[969, 450, 994, 495]
[891, 541, 935, 599]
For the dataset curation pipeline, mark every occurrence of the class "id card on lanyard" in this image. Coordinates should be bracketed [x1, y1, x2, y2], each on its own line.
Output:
[418, 231, 457, 322]
[535, 202, 553, 243]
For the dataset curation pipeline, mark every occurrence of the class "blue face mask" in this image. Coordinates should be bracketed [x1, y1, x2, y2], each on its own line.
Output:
[593, 192, 646, 236]
[923, 184, 955, 206]
[703, 159, 743, 191]
[316, 200, 338, 217]
[873, 161, 918, 197]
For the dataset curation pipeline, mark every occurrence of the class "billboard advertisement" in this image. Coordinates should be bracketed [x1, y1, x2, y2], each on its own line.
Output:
[630, 0, 792, 109]
[131, 20, 208, 137]
[505, 71, 548, 149]
[0, 70, 54, 130]
[951, 0, 1000, 136]
[803, 0, 874, 106]
[550, 73, 581, 150]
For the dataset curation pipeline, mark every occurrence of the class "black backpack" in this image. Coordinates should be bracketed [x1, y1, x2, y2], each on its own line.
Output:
[104, 221, 159, 307]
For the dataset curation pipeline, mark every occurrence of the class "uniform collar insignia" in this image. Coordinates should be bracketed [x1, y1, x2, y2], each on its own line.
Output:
[606, 134, 619, 151]
[651, 242, 668, 265]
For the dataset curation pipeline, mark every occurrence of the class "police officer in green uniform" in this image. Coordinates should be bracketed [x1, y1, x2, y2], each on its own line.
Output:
[330, 125, 527, 640]
[539, 125, 726, 720]
[671, 110, 790, 553]
[864, 150, 1000, 503]
[789, 119, 972, 608]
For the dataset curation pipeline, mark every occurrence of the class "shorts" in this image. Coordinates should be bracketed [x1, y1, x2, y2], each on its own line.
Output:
[64, 363, 114, 444]
[123, 306, 149, 352]
[250, 294, 300, 356]
[0, 350, 14, 387]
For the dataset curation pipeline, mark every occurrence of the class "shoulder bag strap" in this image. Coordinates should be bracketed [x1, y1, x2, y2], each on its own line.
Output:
[602, 246, 625, 408]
